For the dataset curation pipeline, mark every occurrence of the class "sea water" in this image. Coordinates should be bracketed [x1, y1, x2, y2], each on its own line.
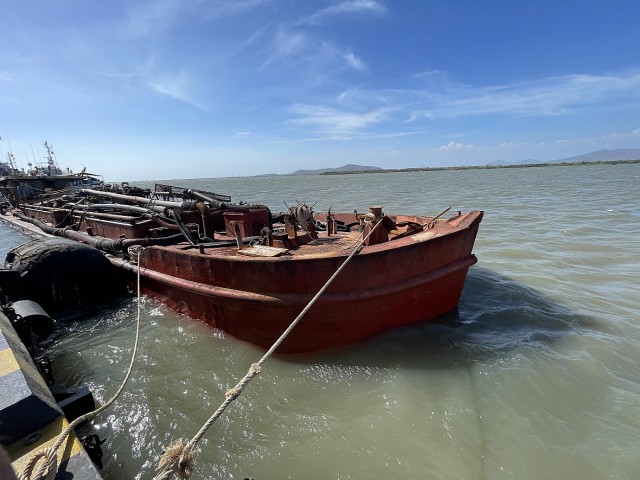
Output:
[1, 164, 638, 479]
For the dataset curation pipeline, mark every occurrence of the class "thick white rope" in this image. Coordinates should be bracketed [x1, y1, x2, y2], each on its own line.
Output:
[19, 247, 144, 480]
[154, 219, 386, 480]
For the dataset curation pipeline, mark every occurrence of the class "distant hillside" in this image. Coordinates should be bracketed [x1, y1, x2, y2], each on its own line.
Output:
[288, 164, 383, 175]
[491, 148, 640, 166]
[551, 149, 640, 164]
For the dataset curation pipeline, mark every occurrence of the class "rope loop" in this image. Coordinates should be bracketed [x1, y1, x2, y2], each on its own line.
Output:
[17, 447, 57, 480]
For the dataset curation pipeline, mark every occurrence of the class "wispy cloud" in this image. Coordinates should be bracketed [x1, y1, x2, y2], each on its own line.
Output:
[438, 141, 475, 150]
[97, 54, 211, 111]
[597, 127, 640, 140]
[262, 30, 368, 74]
[343, 50, 367, 71]
[123, 0, 199, 38]
[202, 0, 271, 19]
[262, 30, 310, 69]
[434, 128, 640, 159]
[409, 71, 640, 120]
[123, 0, 271, 38]
[147, 69, 209, 111]
[281, 71, 640, 143]
[287, 103, 397, 138]
[497, 141, 527, 148]
[295, 0, 386, 26]
[260, 2, 383, 76]
[549, 127, 640, 147]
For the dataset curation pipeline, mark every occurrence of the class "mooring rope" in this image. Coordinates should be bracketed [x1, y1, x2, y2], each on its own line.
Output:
[153, 218, 386, 480]
[18, 247, 145, 480]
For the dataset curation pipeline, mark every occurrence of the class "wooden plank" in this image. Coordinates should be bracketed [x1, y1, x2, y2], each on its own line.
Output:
[237, 245, 289, 257]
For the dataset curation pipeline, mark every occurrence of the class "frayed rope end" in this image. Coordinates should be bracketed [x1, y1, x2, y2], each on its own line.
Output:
[156, 438, 194, 480]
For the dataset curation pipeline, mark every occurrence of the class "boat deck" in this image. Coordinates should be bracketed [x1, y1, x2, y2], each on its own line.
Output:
[0, 210, 471, 261]
[162, 219, 451, 261]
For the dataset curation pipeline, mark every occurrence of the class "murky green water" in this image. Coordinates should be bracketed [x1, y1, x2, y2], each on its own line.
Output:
[2, 164, 639, 479]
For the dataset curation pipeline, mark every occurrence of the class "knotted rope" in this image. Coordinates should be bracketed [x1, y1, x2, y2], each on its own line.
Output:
[19, 247, 144, 480]
[291, 204, 314, 227]
[154, 217, 386, 480]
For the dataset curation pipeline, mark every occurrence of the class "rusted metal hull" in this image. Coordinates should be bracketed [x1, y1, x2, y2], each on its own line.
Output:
[1, 201, 483, 353]
[123, 256, 474, 353]
[110, 211, 483, 353]
[21, 205, 72, 227]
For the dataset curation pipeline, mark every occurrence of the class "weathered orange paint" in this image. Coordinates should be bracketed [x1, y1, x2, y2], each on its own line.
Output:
[2, 202, 482, 353]
[110, 210, 483, 353]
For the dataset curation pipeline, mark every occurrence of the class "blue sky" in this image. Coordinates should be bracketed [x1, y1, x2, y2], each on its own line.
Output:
[1, 0, 639, 180]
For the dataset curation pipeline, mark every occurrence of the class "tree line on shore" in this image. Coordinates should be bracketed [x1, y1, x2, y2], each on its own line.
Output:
[319, 159, 640, 176]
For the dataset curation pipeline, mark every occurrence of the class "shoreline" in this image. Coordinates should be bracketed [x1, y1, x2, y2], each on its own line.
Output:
[318, 158, 640, 176]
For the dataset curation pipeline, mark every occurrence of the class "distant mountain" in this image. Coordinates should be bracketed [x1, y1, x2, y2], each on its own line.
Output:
[287, 164, 383, 175]
[488, 148, 640, 166]
[551, 149, 640, 163]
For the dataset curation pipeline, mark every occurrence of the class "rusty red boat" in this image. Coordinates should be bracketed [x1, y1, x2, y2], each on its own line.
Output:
[1, 184, 483, 353]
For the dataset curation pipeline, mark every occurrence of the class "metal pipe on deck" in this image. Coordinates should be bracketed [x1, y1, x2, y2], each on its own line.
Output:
[186, 189, 228, 209]
[80, 188, 195, 210]
[75, 211, 145, 222]
[185, 189, 264, 210]
[71, 203, 165, 215]
[11, 211, 186, 251]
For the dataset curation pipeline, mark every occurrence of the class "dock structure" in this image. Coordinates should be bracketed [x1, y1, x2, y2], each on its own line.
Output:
[0, 310, 102, 479]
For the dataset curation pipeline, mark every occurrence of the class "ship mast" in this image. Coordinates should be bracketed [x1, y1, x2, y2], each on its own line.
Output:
[6, 152, 17, 172]
[43, 140, 62, 175]
[0, 136, 20, 175]
[44, 141, 55, 168]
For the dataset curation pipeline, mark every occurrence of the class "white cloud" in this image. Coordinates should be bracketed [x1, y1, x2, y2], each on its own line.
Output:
[411, 71, 640, 119]
[262, 30, 368, 74]
[438, 141, 475, 150]
[123, 0, 271, 37]
[147, 70, 208, 111]
[278, 70, 640, 146]
[203, 0, 271, 19]
[259, 2, 383, 79]
[262, 30, 311, 68]
[316, 70, 640, 129]
[600, 127, 640, 139]
[343, 50, 367, 71]
[124, 0, 198, 38]
[287, 104, 395, 137]
[295, 0, 386, 26]
[497, 142, 526, 149]
[549, 127, 640, 147]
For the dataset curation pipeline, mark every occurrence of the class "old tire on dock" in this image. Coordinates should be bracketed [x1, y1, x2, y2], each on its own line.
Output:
[4, 237, 125, 312]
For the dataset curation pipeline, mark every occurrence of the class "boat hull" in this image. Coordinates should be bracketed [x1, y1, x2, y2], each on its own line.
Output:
[2, 200, 483, 353]
[112, 211, 482, 353]
[128, 256, 475, 353]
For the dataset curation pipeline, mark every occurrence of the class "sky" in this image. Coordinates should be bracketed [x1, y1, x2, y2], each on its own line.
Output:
[1, 0, 639, 181]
